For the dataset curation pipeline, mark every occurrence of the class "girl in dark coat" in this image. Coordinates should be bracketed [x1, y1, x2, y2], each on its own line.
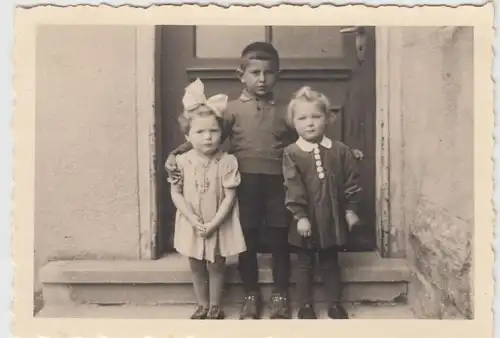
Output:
[282, 86, 363, 319]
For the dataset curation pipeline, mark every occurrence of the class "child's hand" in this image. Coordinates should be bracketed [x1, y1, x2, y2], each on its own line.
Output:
[194, 224, 207, 236]
[165, 154, 178, 172]
[297, 218, 312, 237]
[345, 210, 360, 231]
[189, 216, 206, 233]
[200, 222, 217, 239]
[352, 149, 364, 161]
[165, 155, 182, 184]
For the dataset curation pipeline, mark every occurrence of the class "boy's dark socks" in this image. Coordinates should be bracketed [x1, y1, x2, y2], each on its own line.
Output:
[239, 294, 262, 319]
[297, 304, 317, 319]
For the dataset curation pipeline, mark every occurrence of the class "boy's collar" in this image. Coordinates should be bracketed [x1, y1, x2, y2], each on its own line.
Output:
[296, 136, 332, 152]
[239, 89, 275, 104]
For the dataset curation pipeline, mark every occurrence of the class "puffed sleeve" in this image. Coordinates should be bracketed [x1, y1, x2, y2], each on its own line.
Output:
[342, 147, 363, 214]
[221, 154, 241, 189]
[283, 148, 308, 220]
[169, 154, 184, 193]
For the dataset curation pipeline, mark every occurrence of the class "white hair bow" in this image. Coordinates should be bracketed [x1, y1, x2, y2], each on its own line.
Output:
[182, 78, 228, 117]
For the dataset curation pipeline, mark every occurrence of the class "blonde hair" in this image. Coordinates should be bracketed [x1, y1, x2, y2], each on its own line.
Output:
[178, 104, 224, 135]
[286, 86, 334, 128]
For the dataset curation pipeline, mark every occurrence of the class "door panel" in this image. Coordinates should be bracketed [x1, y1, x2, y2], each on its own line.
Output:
[195, 26, 267, 58]
[156, 25, 376, 255]
[272, 26, 344, 58]
[341, 27, 377, 250]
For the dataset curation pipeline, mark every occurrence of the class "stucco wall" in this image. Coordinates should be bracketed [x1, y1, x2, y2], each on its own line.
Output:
[397, 27, 473, 318]
[35, 26, 142, 290]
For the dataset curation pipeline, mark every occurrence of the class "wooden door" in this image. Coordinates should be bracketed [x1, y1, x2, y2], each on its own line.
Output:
[155, 26, 376, 256]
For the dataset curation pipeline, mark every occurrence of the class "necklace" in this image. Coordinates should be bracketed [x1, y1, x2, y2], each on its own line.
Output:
[194, 155, 219, 193]
[195, 161, 210, 193]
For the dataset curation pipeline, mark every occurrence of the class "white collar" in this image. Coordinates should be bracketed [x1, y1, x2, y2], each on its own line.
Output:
[296, 136, 333, 152]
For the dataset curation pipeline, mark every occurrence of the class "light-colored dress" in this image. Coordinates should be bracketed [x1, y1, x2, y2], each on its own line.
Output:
[172, 150, 247, 262]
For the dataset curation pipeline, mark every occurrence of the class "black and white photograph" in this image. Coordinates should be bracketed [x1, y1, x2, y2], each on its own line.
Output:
[12, 4, 493, 338]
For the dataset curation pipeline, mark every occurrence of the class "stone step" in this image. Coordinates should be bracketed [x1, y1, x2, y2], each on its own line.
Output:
[40, 252, 410, 307]
[38, 302, 415, 319]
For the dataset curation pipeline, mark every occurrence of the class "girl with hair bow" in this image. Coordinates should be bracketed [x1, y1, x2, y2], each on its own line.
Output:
[169, 79, 246, 320]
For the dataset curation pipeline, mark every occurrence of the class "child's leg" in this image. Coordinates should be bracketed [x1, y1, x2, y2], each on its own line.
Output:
[207, 255, 226, 307]
[189, 257, 209, 308]
[237, 173, 263, 295]
[237, 228, 260, 293]
[317, 247, 341, 304]
[318, 247, 348, 319]
[266, 227, 290, 295]
[237, 228, 262, 319]
[264, 175, 291, 319]
[295, 247, 315, 307]
[264, 176, 291, 296]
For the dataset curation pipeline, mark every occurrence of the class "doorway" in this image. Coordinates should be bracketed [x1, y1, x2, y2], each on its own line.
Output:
[155, 25, 377, 256]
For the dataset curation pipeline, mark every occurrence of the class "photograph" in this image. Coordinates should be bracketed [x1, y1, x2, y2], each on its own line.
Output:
[11, 4, 493, 338]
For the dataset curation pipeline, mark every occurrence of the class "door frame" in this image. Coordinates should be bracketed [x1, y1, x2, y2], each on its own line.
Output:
[136, 25, 405, 260]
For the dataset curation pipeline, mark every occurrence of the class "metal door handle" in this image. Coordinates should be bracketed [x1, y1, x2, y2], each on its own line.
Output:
[340, 26, 367, 63]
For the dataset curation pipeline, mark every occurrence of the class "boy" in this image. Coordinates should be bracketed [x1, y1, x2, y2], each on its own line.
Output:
[166, 42, 363, 319]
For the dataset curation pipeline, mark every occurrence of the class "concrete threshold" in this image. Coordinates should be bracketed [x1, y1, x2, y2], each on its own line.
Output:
[41, 251, 410, 285]
[38, 302, 415, 319]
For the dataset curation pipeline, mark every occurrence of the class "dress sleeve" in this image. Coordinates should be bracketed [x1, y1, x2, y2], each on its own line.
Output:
[342, 147, 363, 214]
[283, 149, 309, 220]
[221, 154, 241, 189]
[170, 154, 184, 193]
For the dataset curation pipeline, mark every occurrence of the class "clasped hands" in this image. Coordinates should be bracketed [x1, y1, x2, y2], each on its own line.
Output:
[188, 215, 217, 239]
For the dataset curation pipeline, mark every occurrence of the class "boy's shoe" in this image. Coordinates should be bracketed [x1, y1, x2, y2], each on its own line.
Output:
[190, 305, 209, 319]
[327, 304, 349, 319]
[297, 304, 317, 319]
[206, 306, 225, 320]
[269, 294, 291, 319]
[239, 294, 262, 319]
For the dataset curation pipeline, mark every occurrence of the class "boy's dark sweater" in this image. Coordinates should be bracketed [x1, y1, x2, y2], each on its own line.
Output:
[172, 90, 298, 176]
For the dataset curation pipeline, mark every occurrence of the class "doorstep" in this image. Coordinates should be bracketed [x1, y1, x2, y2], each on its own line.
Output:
[41, 251, 409, 284]
[38, 302, 415, 319]
[40, 252, 410, 307]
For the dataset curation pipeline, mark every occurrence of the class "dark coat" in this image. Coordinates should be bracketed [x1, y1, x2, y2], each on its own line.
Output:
[283, 138, 362, 249]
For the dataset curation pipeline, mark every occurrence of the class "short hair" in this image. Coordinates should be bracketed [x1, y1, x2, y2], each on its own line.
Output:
[286, 86, 335, 128]
[240, 42, 280, 71]
[178, 104, 224, 135]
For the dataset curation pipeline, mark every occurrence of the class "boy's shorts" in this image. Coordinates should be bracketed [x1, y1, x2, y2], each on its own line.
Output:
[237, 173, 290, 230]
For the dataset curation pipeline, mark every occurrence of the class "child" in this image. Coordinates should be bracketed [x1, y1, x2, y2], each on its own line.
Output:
[167, 42, 296, 320]
[169, 79, 246, 320]
[282, 86, 363, 320]
[166, 42, 364, 319]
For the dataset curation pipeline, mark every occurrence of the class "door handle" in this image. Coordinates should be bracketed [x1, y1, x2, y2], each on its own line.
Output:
[340, 26, 367, 64]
